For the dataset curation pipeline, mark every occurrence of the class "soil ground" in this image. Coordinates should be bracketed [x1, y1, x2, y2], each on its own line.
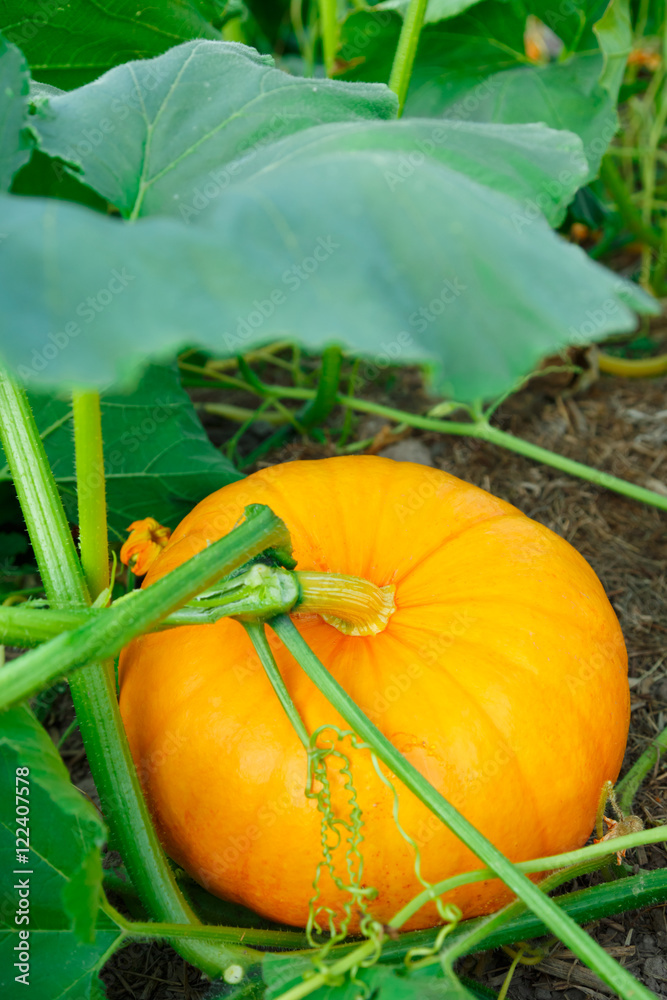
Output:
[35, 358, 667, 1000]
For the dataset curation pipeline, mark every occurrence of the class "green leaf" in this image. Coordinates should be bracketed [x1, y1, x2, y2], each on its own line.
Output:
[10, 150, 109, 212]
[0, 705, 122, 997]
[0, 365, 241, 541]
[0, 1, 224, 90]
[33, 40, 398, 219]
[409, 49, 615, 181]
[32, 42, 590, 226]
[0, 133, 657, 402]
[0, 36, 32, 190]
[594, 0, 632, 98]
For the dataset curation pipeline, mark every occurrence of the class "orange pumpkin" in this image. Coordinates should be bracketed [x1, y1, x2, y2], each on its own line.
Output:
[118, 456, 629, 930]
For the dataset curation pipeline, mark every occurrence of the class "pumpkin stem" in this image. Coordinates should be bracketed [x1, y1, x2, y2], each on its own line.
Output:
[295, 572, 396, 636]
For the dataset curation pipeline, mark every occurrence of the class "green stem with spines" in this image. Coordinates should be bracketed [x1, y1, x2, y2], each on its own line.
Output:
[0, 568, 392, 653]
[387, 823, 667, 931]
[0, 509, 294, 710]
[72, 391, 109, 598]
[103, 896, 308, 949]
[268, 614, 656, 1000]
[100, 866, 667, 970]
[388, 0, 428, 115]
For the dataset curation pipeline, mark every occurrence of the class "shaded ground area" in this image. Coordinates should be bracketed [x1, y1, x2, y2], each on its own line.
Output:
[42, 364, 667, 999]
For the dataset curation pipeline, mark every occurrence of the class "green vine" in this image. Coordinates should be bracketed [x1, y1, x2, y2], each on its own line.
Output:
[189, 360, 667, 514]
[305, 726, 378, 950]
[367, 753, 462, 967]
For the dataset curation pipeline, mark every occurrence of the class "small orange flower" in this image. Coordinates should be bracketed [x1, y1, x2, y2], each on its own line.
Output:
[120, 518, 172, 576]
[628, 48, 661, 72]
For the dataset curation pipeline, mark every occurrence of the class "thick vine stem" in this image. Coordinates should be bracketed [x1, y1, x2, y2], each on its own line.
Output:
[299, 344, 343, 428]
[0, 508, 294, 709]
[0, 568, 396, 648]
[0, 374, 262, 978]
[269, 614, 656, 1000]
[72, 391, 110, 598]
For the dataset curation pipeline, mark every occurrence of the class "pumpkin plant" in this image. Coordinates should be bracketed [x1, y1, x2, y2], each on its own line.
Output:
[1, 386, 666, 1000]
[1, 0, 667, 998]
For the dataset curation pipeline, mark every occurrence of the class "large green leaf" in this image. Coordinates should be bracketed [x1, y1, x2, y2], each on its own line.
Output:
[0, 365, 241, 541]
[0, 1, 223, 90]
[32, 40, 397, 220]
[0, 140, 656, 403]
[1, 36, 655, 403]
[236, 118, 589, 227]
[0, 705, 122, 998]
[0, 37, 32, 190]
[32, 39, 591, 226]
